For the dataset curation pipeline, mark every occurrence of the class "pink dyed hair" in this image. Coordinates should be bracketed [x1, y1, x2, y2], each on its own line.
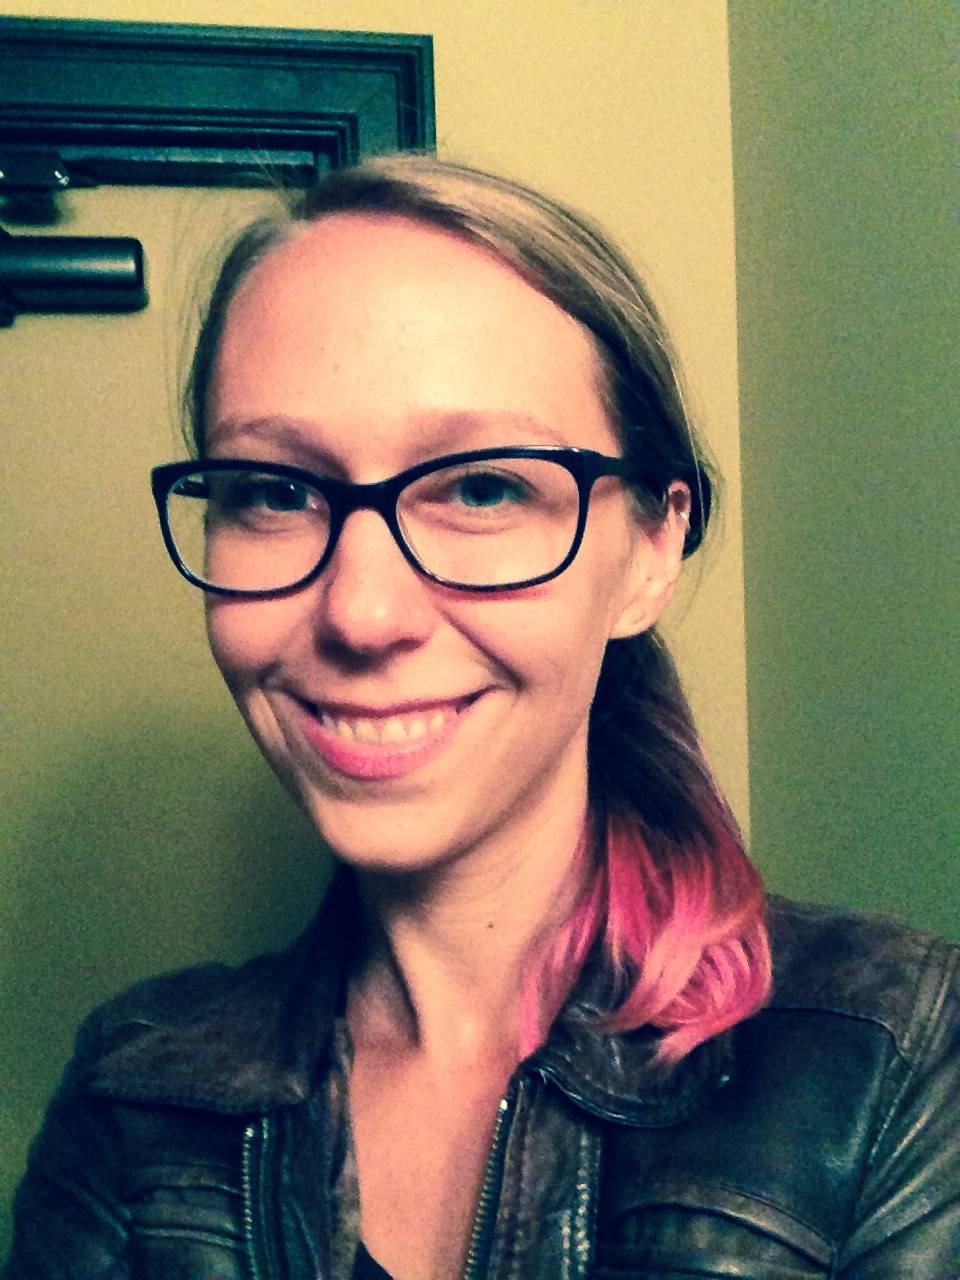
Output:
[522, 632, 771, 1066]
[522, 805, 771, 1066]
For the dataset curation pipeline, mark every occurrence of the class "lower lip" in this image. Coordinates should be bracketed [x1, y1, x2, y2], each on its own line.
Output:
[298, 701, 469, 781]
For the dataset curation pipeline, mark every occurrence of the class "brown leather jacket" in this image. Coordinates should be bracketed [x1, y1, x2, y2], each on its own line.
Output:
[5, 881, 959, 1278]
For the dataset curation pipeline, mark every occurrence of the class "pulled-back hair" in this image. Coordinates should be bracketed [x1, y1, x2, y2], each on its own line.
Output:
[187, 153, 770, 1066]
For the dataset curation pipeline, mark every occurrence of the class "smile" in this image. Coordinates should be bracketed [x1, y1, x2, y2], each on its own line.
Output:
[296, 695, 482, 781]
[318, 706, 451, 745]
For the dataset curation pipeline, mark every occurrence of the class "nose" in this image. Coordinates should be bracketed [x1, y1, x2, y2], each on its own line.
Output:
[313, 508, 436, 660]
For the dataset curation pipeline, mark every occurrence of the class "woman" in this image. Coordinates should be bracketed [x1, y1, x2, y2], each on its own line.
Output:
[6, 155, 958, 1279]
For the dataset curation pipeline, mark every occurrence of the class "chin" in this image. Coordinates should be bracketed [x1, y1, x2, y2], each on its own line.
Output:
[297, 790, 471, 879]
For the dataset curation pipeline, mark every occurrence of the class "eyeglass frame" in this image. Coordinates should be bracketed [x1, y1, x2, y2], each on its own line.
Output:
[151, 445, 664, 598]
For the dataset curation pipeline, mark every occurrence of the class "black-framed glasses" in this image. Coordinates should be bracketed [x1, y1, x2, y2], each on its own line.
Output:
[151, 446, 656, 597]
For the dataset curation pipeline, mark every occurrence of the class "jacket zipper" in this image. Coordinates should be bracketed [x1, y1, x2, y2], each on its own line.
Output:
[461, 1079, 519, 1280]
[242, 1072, 596, 1279]
[243, 1116, 272, 1280]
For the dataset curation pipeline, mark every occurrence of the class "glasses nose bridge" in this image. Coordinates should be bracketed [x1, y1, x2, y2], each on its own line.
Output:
[325, 473, 408, 566]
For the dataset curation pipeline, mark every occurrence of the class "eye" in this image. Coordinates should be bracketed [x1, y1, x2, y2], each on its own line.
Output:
[453, 470, 529, 509]
[202, 471, 329, 535]
[402, 457, 575, 539]
[223, 474, 313, 513]
[215, 474, 321, 521]
[421, 464, 534, 513]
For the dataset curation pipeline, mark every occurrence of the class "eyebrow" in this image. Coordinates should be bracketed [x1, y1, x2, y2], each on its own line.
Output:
[205, 416, 345, 473]
[205, 411, 573, 471]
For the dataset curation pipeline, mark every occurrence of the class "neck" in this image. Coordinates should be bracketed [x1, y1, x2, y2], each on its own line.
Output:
[347, 798, 589, 1068]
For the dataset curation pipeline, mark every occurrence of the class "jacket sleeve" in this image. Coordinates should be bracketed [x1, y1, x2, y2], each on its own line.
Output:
[837, 936, 960, 1279]
[3, 1017, 130, 1279]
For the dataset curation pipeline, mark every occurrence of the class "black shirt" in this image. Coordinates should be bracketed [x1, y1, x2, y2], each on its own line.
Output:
[352, 1242, 394, 1280]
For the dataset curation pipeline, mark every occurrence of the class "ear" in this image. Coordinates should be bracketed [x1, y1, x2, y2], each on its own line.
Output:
[609, 482, 692, 639]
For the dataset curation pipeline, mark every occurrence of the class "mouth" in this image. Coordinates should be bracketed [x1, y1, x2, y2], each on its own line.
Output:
[295, 693, 484, 780]
[318, 702, 459, 745]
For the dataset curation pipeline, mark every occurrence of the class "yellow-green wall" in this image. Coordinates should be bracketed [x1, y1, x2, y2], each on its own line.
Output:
[1, 1, 746, 1246]
[728, 3, 957, 938]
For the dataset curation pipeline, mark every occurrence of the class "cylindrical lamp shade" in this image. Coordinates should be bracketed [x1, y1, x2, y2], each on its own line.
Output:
[0, 234, 147, 317]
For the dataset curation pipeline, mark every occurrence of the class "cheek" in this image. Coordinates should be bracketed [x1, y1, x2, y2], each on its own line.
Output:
[205, 598, 304, 688]
[533, 539, 637, 696]
[460, 569, 622, 706]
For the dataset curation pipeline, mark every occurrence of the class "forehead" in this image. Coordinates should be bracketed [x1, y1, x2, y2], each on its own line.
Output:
[209, 213, 617, 461]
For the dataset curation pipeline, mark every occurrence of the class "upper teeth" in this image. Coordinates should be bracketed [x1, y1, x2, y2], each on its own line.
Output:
[320, 709, 449, 745]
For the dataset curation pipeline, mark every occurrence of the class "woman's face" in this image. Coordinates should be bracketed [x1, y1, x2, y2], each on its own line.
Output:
[206, 213, 683, 874]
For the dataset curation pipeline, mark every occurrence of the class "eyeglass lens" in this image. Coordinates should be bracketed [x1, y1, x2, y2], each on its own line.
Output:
[165, 458, 583, 593]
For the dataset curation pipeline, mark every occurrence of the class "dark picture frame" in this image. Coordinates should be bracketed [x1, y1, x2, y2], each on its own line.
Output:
[0, 17, 435, 189]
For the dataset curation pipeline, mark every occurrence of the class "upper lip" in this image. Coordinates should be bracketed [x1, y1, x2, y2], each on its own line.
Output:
[295, 692, 484, 718]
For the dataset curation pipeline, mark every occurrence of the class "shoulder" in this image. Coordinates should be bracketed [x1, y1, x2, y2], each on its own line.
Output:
[72, 948, 292, 1066]
[596, 902, 960, 1269]
[65, 877, 358, 1110]
[72, 874, 360, 1074]
[763, 895, 958, 1064]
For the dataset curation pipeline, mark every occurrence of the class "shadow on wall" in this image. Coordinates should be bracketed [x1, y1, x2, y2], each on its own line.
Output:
[1, 706, 329, 1254]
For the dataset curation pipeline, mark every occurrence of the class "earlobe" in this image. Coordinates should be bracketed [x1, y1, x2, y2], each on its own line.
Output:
[609, 483, 691, 640]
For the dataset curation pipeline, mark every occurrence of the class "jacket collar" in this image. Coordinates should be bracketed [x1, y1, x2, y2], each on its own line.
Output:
[87, 873, 730, 1127]
[530, 958, 734, 1126]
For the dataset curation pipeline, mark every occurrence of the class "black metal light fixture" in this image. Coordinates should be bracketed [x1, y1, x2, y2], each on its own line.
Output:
[0, 229, 147, 327]
[0, 148, 146, 327]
